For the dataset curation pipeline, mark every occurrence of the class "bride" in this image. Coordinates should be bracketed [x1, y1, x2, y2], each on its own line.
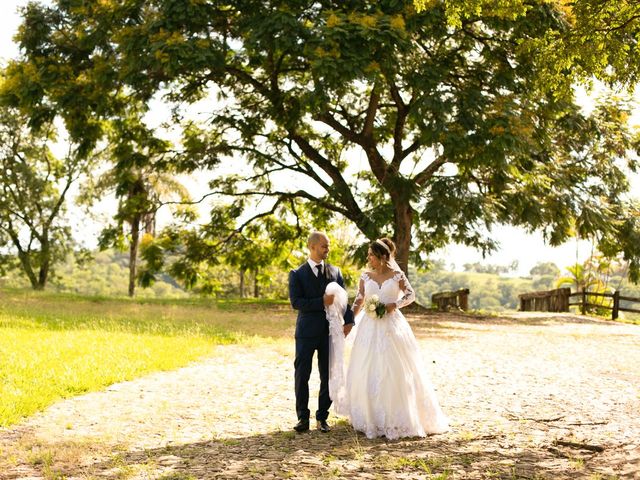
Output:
[343, 237, 449, 439]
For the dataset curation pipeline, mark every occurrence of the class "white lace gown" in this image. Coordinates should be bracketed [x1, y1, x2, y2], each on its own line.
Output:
[345, 271, 449, 439]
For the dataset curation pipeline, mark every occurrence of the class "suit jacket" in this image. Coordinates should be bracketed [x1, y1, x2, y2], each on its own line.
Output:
[289, 262, 355, 338]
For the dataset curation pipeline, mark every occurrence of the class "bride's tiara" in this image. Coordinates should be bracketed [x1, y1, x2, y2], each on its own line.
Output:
[375, 239, 391, 254]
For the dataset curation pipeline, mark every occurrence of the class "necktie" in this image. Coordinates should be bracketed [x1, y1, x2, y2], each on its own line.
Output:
[316, 264, 323, 278]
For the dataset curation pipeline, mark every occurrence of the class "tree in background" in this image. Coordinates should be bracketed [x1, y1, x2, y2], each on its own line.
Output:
[530, 262, 561, 278]
[138, 198, 362, 297]
[556, 263, 594, 293]
[556, 253, 624, 315]
[463, 260, 519, 275]
[0, 107, 92, 290]
[3, 0, 640, 281]
[80, 109, 193, 297]
[96, 166, 192, 297]
[529, 261, 561, 290]
[224, 228, 286, 299]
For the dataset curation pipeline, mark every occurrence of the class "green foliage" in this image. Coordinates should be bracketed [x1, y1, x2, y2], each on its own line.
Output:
[3, 0, 640, 282]
[0, 106, 90, 290]
[0, 250, 186, 298]
[138, 199, 361, 294]
[556, 252, 638, 317]
[530, 261, 561, 278]
[414, 0, 640, 88]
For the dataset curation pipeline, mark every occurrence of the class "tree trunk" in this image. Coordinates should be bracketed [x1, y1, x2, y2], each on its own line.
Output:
[143, 212, 156, 236]
[239, 269, 246, 298]
[128, 214, 141, 297]
[253, 269, 259, 298]
[393, 201, 413, 277]
[10, 232, 39, 289]
[36, 234, 50, 290]
[17, 251, 39, 290]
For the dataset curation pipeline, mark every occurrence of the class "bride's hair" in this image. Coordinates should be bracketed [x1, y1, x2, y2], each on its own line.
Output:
[370, 237, 396, 260]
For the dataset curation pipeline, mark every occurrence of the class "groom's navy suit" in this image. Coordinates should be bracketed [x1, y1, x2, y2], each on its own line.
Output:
[289, 261, 354, 422]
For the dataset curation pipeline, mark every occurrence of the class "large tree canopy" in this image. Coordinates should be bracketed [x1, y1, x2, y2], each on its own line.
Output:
[3, 0, 640, 281]
[414, 0, 640, 88]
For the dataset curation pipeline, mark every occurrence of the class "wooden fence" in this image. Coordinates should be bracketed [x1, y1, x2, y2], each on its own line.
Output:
[432, 288, 469, 312]
[519, 288, 640, 320]
[568, 290, 640, 320]
[518, 288, 571, 313]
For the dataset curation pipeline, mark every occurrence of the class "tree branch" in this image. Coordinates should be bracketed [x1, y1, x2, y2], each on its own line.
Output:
[158, 188, 352, 218]
[414, 157, 448, 186]
[362, 85, 380, 139]
[315, 112, 363, 145]
[401, 140, 422, 160]
[225, 66, 270, 98]
[282, 139, 332, 192]
[46, 145, 80, 229]
[592, 14, 640, 34]
[388, 80, 412, 171]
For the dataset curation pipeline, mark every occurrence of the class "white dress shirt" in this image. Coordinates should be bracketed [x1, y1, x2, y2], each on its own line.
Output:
[307, 258, 325, 277]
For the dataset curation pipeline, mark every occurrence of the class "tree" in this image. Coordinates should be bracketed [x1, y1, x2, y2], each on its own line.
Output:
[463, 260, 518, 275]
[497, 281, 517, 309]
[224, 230, 283, 299]
[557, 253, 623, 315]
[138, 198, 333, 296]
[413, 1, 640, 88]
[94, 166, 192, 297]
[86, 113, 192, 297]
[529, 261, 560, 278]
[530, 260, 561, 289]
[3, 0, 640, 281]
[0, 107, 87, 289]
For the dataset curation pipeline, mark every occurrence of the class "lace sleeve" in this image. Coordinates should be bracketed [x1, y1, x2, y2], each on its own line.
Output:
[395, 271, 415, 308]
[352, 274, 366, 316]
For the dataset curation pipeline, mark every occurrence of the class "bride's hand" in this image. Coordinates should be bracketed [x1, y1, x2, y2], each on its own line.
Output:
[385, 303, 397, 313]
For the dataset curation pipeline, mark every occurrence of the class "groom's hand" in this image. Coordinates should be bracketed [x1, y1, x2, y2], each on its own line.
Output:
[343, 324, 353, 337]
[323, 294, 335, 306]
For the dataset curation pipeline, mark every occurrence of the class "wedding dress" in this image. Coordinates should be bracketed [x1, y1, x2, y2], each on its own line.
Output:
[344, 271, 449, 439]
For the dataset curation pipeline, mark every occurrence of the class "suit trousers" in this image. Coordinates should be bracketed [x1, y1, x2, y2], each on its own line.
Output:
[294, 335, 331, 422]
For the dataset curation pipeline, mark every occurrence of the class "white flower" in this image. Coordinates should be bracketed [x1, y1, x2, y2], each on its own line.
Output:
[370, 294, 379, 303]
[367, 303, 376, 312]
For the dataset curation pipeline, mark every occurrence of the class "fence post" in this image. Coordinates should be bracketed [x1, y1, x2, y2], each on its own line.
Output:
[581, 290, 586, 315]
[459, 289, 469, 311]
[612, 290, 620, 320]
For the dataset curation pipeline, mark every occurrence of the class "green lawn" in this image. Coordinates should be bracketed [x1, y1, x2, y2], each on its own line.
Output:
[0, 289, 294, 427]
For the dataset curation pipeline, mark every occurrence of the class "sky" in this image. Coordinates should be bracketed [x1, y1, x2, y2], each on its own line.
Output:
[1, 0, 638, 277]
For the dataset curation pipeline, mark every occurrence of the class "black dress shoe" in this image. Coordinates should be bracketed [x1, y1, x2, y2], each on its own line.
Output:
[293, 419, 309, 432]
[316, 420, 331, 433]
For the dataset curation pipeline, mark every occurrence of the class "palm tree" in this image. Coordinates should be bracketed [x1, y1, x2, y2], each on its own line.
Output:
[556, 263, 595, 292]
[88, 166, 191, 296]
[558, 254, 619, 315]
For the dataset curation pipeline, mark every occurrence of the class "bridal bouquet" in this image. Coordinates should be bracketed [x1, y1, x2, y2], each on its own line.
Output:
[365, 294, 387, 319]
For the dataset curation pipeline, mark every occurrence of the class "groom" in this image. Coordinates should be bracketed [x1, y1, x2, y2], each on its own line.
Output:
[288, 231, 354, 433]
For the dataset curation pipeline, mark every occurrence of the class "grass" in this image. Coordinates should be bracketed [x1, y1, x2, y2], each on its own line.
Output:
[0, 288, 294, 427]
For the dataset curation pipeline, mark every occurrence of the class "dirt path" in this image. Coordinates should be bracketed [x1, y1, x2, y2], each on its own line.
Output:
[1, 312, 639, 479]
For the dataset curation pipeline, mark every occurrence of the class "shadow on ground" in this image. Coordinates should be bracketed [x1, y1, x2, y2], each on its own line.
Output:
[18, 421, 635, 480]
